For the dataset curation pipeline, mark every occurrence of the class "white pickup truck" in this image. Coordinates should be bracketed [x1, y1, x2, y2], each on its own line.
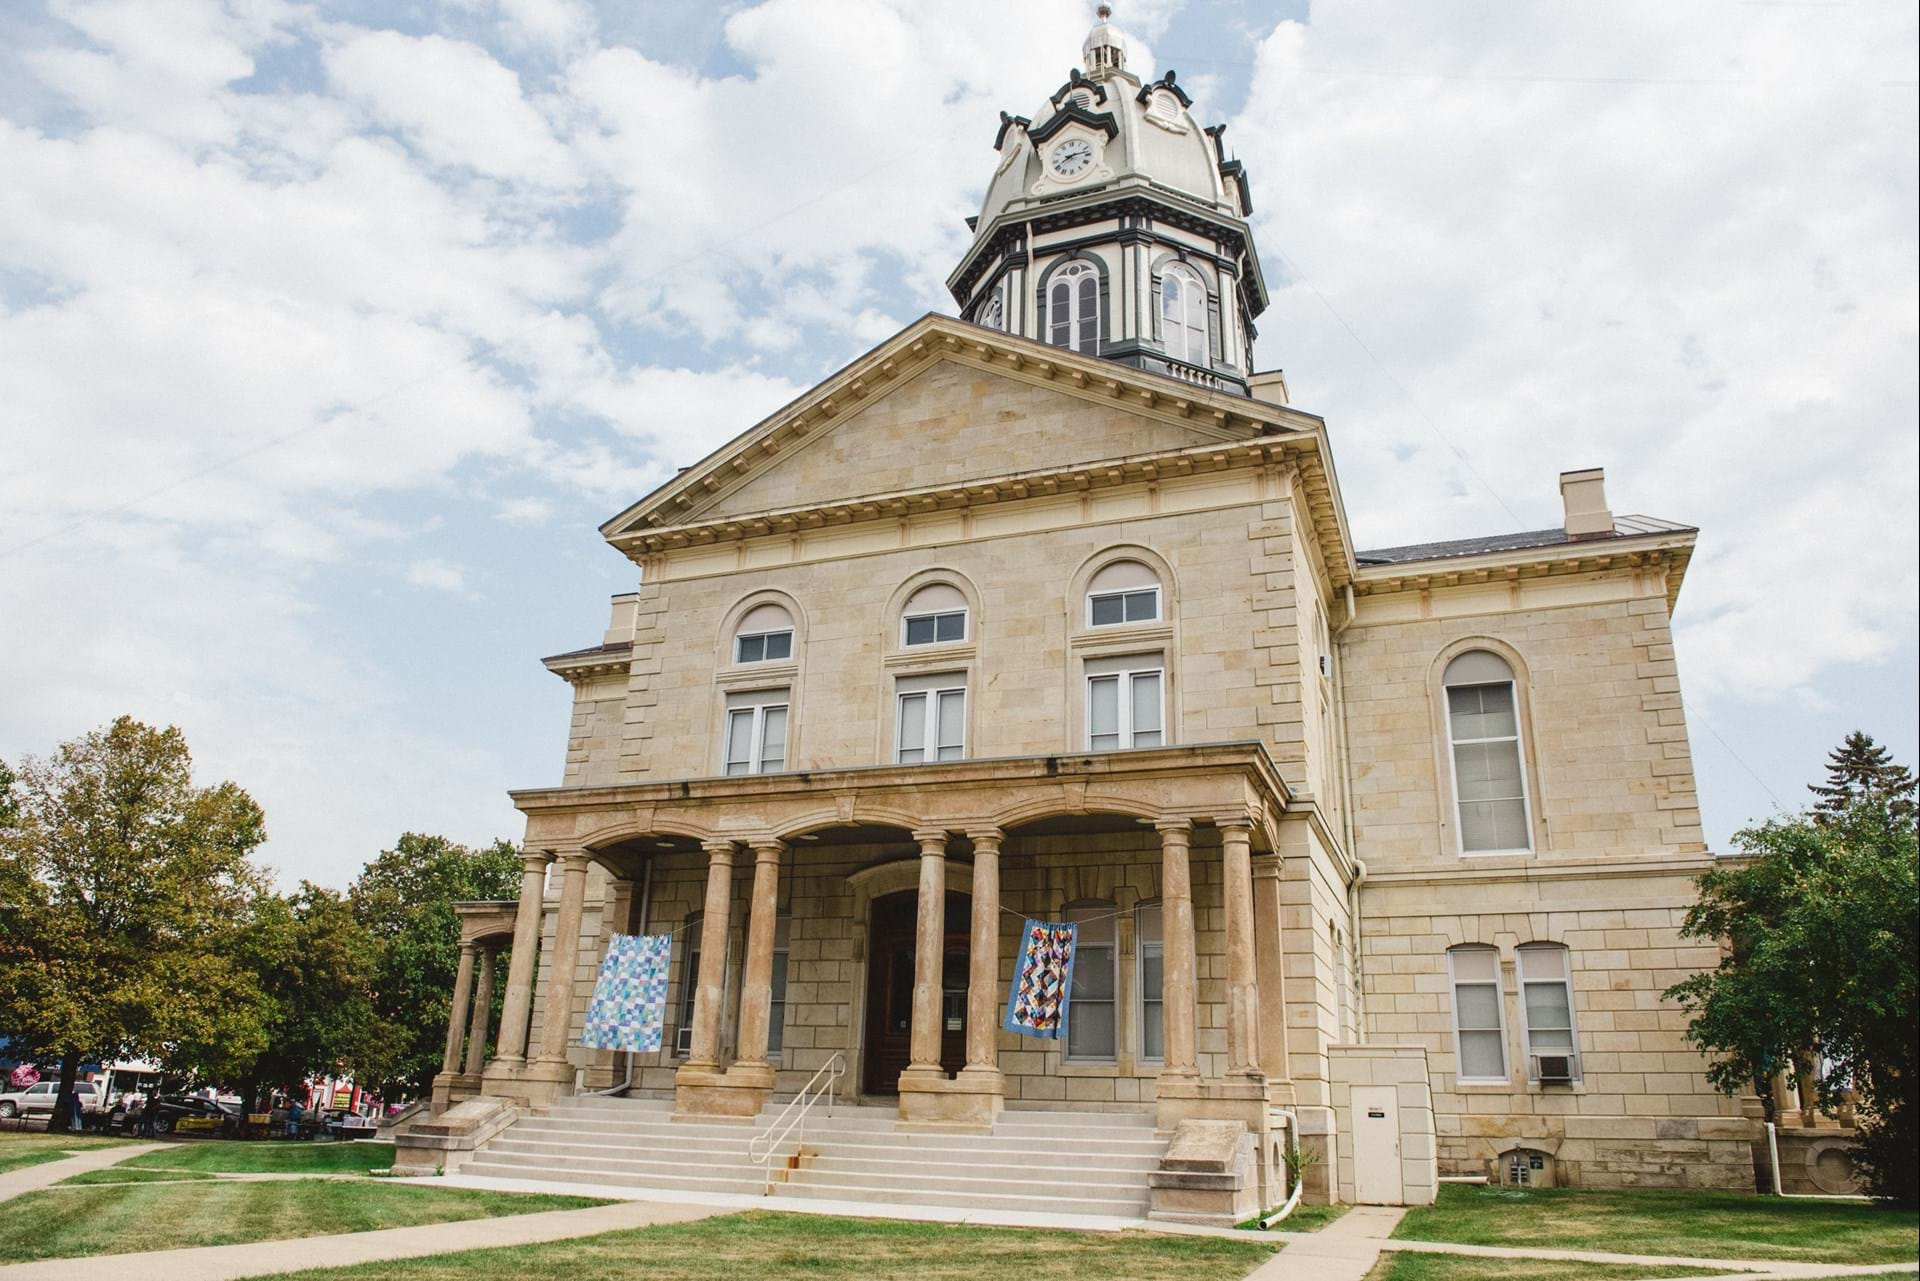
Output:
[0, 1080, 104, 1120]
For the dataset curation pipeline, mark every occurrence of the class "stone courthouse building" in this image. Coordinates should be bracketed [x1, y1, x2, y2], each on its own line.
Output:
[418, 10, 1755, 1215]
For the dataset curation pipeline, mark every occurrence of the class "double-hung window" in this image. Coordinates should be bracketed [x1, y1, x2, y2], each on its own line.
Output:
[1066, 901, 1117, 1060]
[896, 674, 965, 764]
[767, 916, 791, 1055]
[1448, 945, 1508, 1082]
[1087, 655, 1164, 751]
[1443, 651, 1533, 854]
[1136, 900, 1164, 1061]
[724, 690, 788, 775]
[1518, 944, 1579, 1078]
[674, 918, 704, 1055]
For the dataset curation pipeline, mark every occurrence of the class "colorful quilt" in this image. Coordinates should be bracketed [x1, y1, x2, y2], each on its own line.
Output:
[1002, 919, 1078, 1039]
[579, 933, 672, 1052]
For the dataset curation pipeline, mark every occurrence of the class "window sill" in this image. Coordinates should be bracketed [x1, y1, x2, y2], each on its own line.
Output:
[715, 664, 798, 691]
[1070, 624, 1175, 653]
[884, 645, 976, 670]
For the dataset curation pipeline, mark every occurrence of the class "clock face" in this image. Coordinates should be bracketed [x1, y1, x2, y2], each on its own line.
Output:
[1050, 138, 1094, 178]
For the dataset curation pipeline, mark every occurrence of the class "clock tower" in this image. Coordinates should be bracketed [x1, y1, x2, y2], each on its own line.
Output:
[947, 5, 1274, 399]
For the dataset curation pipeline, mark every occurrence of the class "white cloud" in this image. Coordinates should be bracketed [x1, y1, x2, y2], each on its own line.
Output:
[405, 558, 467, 591]
[1231, 0, 1919, 708]
[495, 496, 553, 524]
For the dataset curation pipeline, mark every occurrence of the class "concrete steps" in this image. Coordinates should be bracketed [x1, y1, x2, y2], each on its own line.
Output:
[465, 1092, 1164, 1217]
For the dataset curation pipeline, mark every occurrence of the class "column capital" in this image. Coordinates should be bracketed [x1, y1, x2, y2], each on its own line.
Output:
[911, 828, 949, 854]
[519, 847, 555, 872]
[554, 847, 592, 871]
[748, 838, 786, 864]
[1252, 850, 1284, 882]
[964, 827, 1004, 851]
[1155, 815, 1194, 836]
[1214, 812, 1257, 837]
[701, 838, 739, 859]
[457, 939, 479, 957]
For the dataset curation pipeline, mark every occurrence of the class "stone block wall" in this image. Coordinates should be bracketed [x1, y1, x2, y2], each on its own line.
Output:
[1359, 869, 1755, 1190]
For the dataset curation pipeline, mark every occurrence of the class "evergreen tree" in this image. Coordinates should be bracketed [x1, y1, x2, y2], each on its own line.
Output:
[1809, 731, 1917, 824]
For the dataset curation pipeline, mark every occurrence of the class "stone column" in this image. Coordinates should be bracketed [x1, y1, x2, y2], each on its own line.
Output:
[1220, 816, 1264, 1081]
[1770, 1068, 1803, 1128]
[1795, 1053, 1824, 1125]
[442, 942, 477, 1075]
[463, 946, 495, 1077]
[1253, 853, 1292, 1091]
[684, 840, 738, 1072]
[907, 829, 949, 1074]
[493, 849, 553, 1067]
[961, 829, 1004, 1085]
[1155, 819, 1200, 1082]
[732, 840, 785, 1083]
[533, 850, 592, 1067]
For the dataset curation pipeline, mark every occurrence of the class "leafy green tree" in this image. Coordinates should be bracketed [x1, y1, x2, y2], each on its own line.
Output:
[349, 833, 520, 1098]
[227, 883, 384, 1118]
[1809, 730, 1917, 824]
[0, 759, 17, 828]
[1666, 780, 1918, 1204]
[0, 718, 269, 1129]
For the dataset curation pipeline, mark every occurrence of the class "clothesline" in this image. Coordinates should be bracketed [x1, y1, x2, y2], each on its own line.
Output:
[620, 901, 1128, 943]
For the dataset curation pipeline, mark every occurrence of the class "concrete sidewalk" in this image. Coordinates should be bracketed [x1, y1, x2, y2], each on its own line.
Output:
[0, 1143, 164, 1204]
[1244, 1205, 1403, 1281]
[0, 1197, 720, 1281]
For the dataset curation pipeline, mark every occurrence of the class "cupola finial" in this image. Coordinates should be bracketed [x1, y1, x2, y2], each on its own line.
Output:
[1084, 4, 1125, 80]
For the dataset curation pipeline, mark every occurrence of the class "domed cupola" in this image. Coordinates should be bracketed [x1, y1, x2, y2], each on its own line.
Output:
[948, 5, 1271, 397]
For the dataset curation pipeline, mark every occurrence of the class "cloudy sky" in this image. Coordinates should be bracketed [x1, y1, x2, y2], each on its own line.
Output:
[2, 0, 1914, 888]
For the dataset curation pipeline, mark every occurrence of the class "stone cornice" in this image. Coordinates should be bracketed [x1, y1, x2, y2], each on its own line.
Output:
[1353, 532, 1697, 615]
[540, 641, 633, 684]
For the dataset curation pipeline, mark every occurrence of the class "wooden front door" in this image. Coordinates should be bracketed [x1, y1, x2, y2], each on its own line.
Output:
[862, 889, 970, 1095]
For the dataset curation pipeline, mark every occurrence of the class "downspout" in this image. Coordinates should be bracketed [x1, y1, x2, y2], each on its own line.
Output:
[586, 855, 653, 1098]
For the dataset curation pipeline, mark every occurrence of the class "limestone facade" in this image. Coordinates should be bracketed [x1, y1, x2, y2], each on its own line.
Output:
[442, 312, 1753, 1199]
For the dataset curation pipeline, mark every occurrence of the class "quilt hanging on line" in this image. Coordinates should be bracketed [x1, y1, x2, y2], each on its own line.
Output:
[579, 933, 672, 1052]
[1002, 919, 1078, 1039]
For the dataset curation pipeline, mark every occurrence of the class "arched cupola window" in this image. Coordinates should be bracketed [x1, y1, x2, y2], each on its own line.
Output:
[1159, 262, 1208, 365]
[1047, 260, 1100, 355]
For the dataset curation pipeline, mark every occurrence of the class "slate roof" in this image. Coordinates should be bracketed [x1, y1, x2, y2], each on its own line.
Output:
[1355, 514, 1695, 567]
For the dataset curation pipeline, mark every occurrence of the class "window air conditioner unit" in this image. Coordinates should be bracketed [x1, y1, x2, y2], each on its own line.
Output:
[1533, 1053, 1578, 1083]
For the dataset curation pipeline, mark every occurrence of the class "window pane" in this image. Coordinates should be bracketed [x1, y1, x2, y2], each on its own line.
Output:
[764, 631, 792, 661]
[934, 611, 965, 642]
[1073, 945, 1116, 1000]
[1475, 683, 1517, 736]
[725, 709, 754, 774]
[1124, 589, 1157, 621]
[1524, 982, 1572, 1030]
[1089, 676, 1119, 739]
[1050, 282, 1071, 346]
[1519, 946, 1567, 981]
[1090, 593, 1124, 626]
[1077, 276, 1098, 352]
[1491, 799, 1530, 850]
[1456, 983, 1501, 1030]
[1459, 800, 1502, 851]
[1091, 734, 1120, 752]
[1459, 1029, 1506, 1079]
[936, 689, 965, 754]
[1131, 672, 1162, 737]
[1137, 901, 1163, 945]
[1452, 948, 1498, 982]
[899, 747, 925, 764]
[1141, 999, 1164, 1059]
[898, 693, 926, 760]
[905, 616, 935, 646]
[737, 634, 764, 663]
[759, 706, 787, 771]
[1068, 999, 1115, 1058]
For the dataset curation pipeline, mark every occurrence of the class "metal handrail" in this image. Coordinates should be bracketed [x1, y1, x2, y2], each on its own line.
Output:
[748, 1052, 845, 1195]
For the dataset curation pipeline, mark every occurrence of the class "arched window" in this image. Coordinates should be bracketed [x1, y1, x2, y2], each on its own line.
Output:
[977, 288, 1005, 332]
[1517, 943, 1579, 1080]
[1136, 900, 1163, 1060]
[1065, 900, 1117, 1060]
[1159, 263, 1208, 365]
[734, 603, 794, 664]
[1086, 559, 1160, 626]
[900, 582, 968, 647]
[1443, 651, 1532, 854]
[1447, 944, 1508, 1082]
[1047, 261, 1100, 354]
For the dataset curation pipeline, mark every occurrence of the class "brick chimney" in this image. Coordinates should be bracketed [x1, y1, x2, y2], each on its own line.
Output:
[1559, 468, 1614, 540]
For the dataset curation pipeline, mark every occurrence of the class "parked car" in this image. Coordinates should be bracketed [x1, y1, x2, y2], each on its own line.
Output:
[0, 1081, 103, 1120]
[127, 1094, 242, 1137]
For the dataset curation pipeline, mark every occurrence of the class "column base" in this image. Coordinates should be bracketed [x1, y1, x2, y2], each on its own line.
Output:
[897, 1065, 1001, 1129]
[515, 1059, 575, 1109]
[429, 1070, 483, 1115]
[673, 1063, 768, 1121]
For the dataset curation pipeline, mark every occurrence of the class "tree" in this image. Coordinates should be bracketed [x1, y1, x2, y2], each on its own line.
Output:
[227, 884, 384, 1119]
[1809, 730, 1917, 824]
[349, 833, 520, 1098]
[0, 718, 269, 1130]
[0, 759, 17, 828]
[1666, 776, 1918, 1204]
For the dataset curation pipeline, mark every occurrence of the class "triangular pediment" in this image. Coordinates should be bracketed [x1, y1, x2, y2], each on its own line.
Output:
[602, 315, 1314, 540]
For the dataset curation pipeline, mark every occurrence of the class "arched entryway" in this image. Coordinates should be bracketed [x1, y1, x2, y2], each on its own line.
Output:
[863, 888, 970, 1095]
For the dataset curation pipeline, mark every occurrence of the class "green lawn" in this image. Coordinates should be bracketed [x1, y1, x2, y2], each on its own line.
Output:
[0, 1179, 604, 1263]
[242, 1211, 1277, 1281]
[1393, 1184, 1919, 1265]
[0, 1131, 134, 1174]
[124, 1140, 396, 1176]
[1364, 1254, 1735, 1281]
[63, 1166, 219, 1185]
